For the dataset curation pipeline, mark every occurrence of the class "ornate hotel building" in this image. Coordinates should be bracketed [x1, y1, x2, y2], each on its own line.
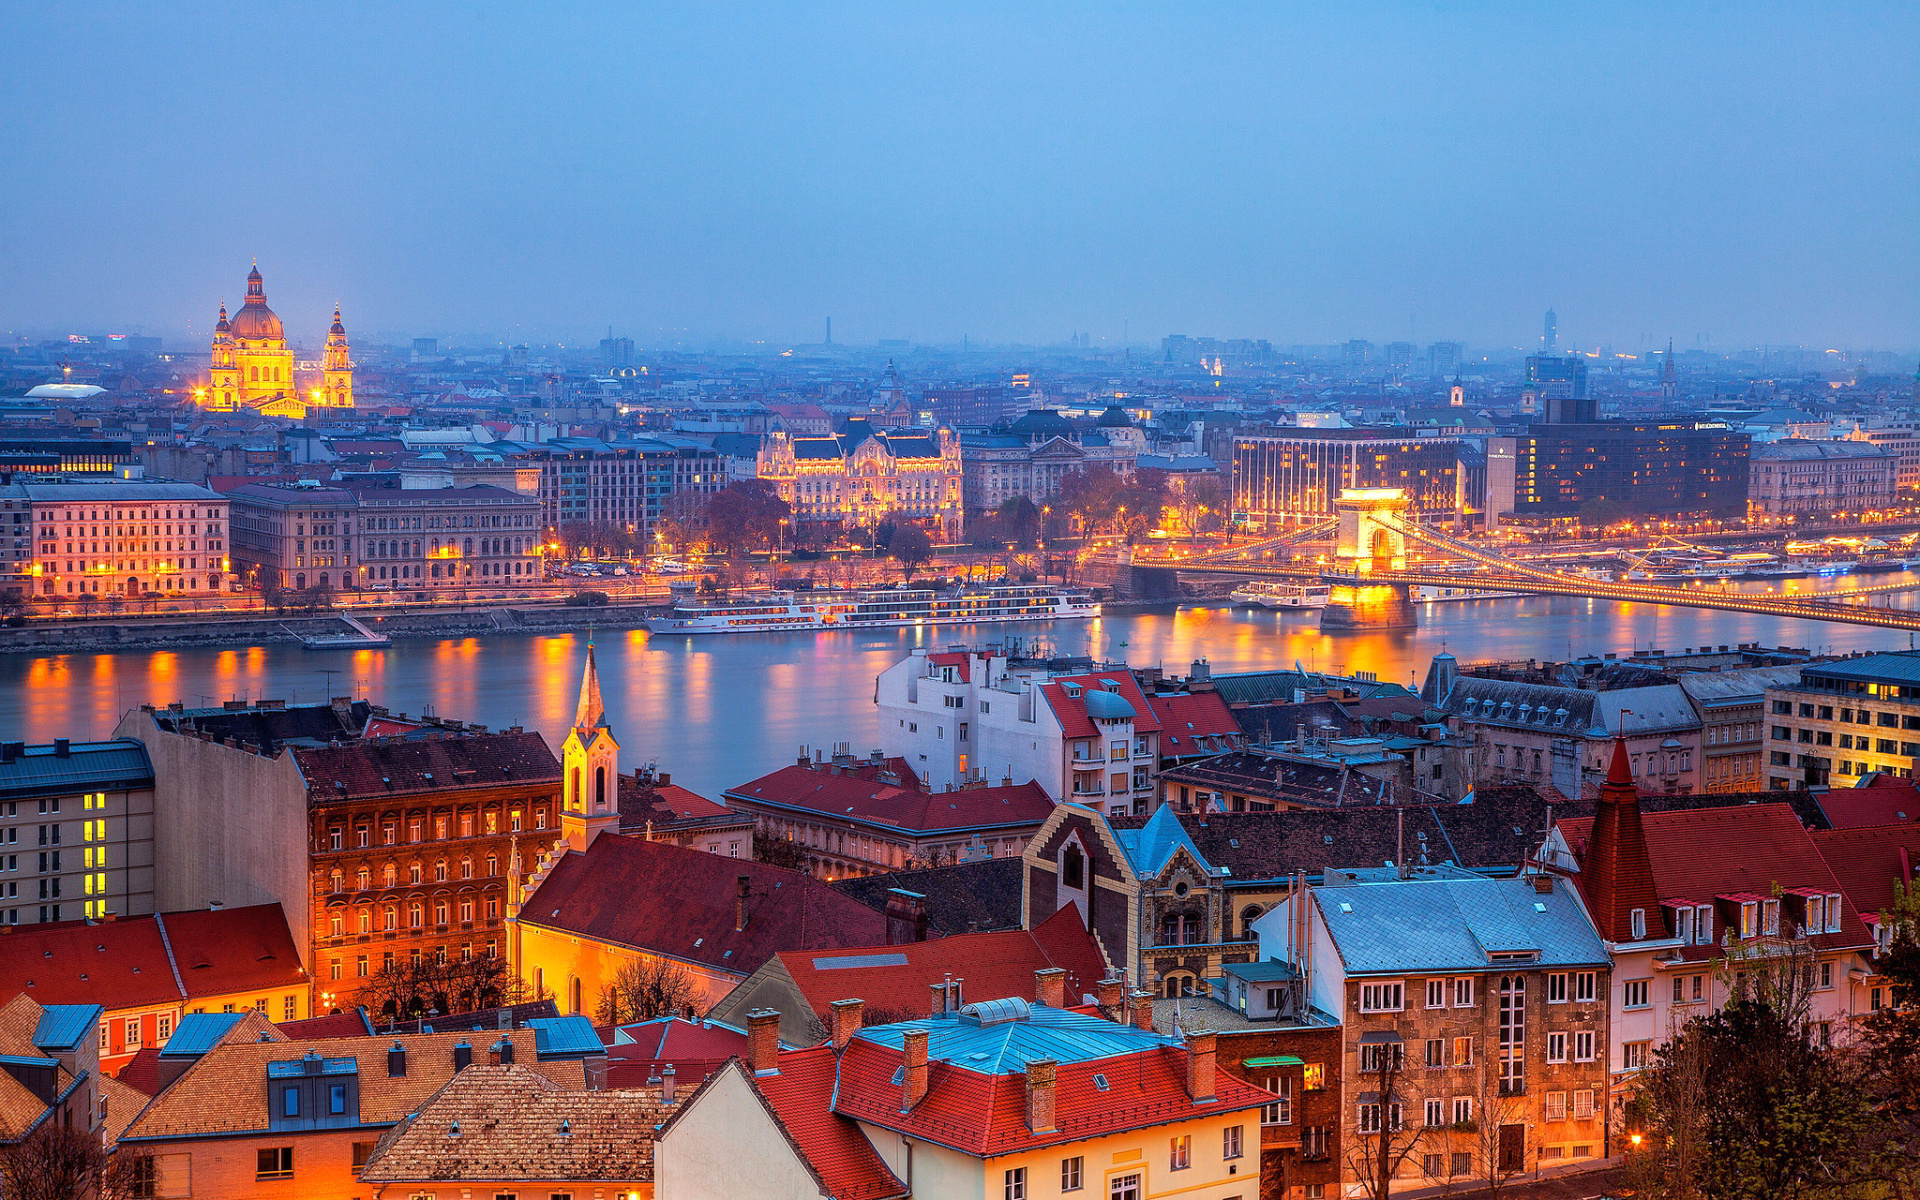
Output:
[757, 418, 964, 540]
[199, 264, 353, 416]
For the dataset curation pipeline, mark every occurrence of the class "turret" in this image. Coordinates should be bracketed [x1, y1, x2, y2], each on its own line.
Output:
[560, 642, 619, 851]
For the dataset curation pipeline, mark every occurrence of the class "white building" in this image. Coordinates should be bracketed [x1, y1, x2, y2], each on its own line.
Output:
[874, 649, 1162, 818]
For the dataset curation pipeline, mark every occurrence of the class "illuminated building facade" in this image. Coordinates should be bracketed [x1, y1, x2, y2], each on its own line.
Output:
[758, 419, 964, 539]
[1748, 439, 1897, 517]
[201, 265, 353, 415]
[19, 481, 230, 599]
[1484, 422, 1750, 528]
[1231, 430, 1461, 529]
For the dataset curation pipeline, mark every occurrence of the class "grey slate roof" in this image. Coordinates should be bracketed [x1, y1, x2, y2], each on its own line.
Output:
[1797, 652, 1920, 688]
[0, 740, 153, 803]
[1316, 871, 1608, 975]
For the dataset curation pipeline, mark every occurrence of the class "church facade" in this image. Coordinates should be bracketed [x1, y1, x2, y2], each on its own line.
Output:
[199, 264, 353, 416]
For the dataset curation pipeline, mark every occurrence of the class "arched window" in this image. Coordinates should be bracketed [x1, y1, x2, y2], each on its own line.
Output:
[382, 863, 396, 889]
[328, 870, 343, 893]
[570, 976, 583, 1015]
[408, 862, 422, 885]
[1062, 843, 1085, 890]
[1240, 905, 1264, 940]
[594, 766, 607, 810]
[570, 767, 581, 808]
[383, 905, 398, 931]
[408, 902, 423, 928]
[1163, 973, 1195, 998]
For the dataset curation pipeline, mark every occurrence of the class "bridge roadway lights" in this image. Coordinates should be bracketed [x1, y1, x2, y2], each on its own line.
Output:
[1320, 578, 1420, 630]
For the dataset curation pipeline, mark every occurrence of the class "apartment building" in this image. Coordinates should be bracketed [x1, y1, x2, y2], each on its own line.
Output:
[224, 481, 359, 591]
[876, 649, 1162, 818]
[1763, 652, 1920, 788]
[0, 737, 154, 923]
[20, 479, 230, 598]
[1676, 665, 1804, 793]
[1256, 867, 1613, 1190]
[1748, 438, 1898, 516]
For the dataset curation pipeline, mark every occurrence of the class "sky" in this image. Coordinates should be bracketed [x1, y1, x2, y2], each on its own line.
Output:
[3, 2, 1915, 352]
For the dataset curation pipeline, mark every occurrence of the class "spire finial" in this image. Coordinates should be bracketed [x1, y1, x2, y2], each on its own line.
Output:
[574, 638, 605, 730]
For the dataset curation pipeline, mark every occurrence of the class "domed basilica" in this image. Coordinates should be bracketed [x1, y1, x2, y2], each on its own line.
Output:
[198, 264, 353, 415]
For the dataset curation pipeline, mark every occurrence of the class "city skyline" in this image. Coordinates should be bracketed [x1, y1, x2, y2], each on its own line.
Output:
[3, 3, 1915, 349]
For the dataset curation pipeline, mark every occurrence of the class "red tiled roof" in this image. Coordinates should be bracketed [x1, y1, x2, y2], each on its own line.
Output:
[651, 784, 731, 820]
[1811, 823, 1920, 919]
[726, 766, 1054, 835]
[1560, 802, 1874, 953]
[1039, 672, 1163, 740]
[0, 904, 305, 1011]
[832, 1038, 1269, 1157]
[927, 652, 972, 683]
[292, 729, 559, 799]
[276, 1009, 376, 1039]
[1147, 691, 1242, 754]
[362, 716, 427, 739]
[610, 1017, 750, 1062]
[776, 905, 1107, 1021]
[752, 1049, 909, 1200]
[521, 835, 891, 976]
[1575, 739, 1662, 943]
[1817, 779, 1920, 829]
[113, 1047, 165, 1096]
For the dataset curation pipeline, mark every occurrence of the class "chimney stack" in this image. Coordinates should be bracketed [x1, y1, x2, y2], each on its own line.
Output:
[746, 1009, 780, 1075]
[735, 876, 751, 932]
[1025, 1058, 1058, 1133]
[830, 998, 865, 1049]
[497, 1038, 514, 1064]
[1034, 967, 1066, 1009]
[1185, 1031, 1217, 1103]
[452, 1040, 473, 1071]
[661, 1064, 677, 1103]
[1095, 975, 1125, 1019]
[885, 888, 929, 945]
[486, 1041, 502, 1066]
[387, 1042, 407, 1077]
[1130, 991, 1155, 1032]
[901, 1029, 930, 1111]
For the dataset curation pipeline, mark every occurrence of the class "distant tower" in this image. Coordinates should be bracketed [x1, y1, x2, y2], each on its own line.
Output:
[1910, 359, 1918, 406]
[320, 304, 354, 408]
[560, 643, 620, 852]
[1661, 339, 1678, 403]
[206, 304, 238, 410]
[1543, 309, 1558, 354]
[1449, 378, 1465, 407]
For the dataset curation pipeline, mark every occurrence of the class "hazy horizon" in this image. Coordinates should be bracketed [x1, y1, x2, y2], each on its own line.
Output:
[4, 2, 1915, 351]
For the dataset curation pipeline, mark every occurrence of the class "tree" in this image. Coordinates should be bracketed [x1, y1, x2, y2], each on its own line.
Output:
[0, 1123, 145, 1200]
[703, 481, 790, 554]
[889, 525, 934, 580]
[1162, 472, 1230, 536]
[357, 952, 535, 1020]
[1345, 1040, 1424, 1200]
[1466, 1063, 1530, 1200]
[755, 834, 808, 872]
[1854, 880, 1920, 1199]
[594, 957, 697, 1025]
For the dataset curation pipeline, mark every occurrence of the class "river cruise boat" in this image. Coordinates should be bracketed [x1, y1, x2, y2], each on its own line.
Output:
[1229, 581, 1331, 610]
[644, 584, 1099, 634]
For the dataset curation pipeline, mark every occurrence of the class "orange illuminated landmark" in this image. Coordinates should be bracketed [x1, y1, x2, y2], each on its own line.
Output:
[199, 263, 353, 414]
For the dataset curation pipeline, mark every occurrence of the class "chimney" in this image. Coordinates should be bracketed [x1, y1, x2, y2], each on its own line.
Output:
[885, 888, 929, 945]
[901, 1029, 929, 1111]
[1034, 967, 1066, 1009]
[453, 1040, 473, 1071]
[830, 998, 865, 1049]
[661, 1064, 677, 1102]
[1130, 990, 1155, 1032]
[1025, 1058, 1058, 1133]
[486, 1041, 502, 1066]
[1185, 1031, 1217, 1103]
[1095, 975, 1125, 1019]
[52, 739, 69, 758]
[387, 1042, 407, 1077]
[498, 1038, 514, 1064]
[735, 876, 751, 932]
[746, 1009, 780, 1075]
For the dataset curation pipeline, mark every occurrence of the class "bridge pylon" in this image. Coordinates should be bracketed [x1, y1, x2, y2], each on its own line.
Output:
[1322, 488, 1419, 630]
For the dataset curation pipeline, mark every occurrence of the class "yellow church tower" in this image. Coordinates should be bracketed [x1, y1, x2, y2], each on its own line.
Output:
[561, 642, 621, 852]
[318, 304, 354, 408]
[198, 263, 353, 415]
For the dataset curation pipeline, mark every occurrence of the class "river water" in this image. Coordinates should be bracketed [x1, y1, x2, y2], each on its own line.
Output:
[5, 589, 1917, 799]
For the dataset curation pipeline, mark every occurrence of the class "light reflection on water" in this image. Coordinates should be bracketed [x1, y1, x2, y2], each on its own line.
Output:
[2, 590, 1916, 799]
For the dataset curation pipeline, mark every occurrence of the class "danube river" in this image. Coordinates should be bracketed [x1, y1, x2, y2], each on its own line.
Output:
[4, 593, 1917, 799]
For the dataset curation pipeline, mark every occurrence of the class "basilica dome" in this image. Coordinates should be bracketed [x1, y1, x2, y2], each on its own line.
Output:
[228, 265, 285, 340]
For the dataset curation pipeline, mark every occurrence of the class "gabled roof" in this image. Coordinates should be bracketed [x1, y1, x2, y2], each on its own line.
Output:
[773, 905, 1108, 1021]
[1146, 692, 1243, 756]
[0, 995, 73, 1139]
[1559, 803, 1875, 953]
[830, 858, 1026, 934]
[725, 765, 1053, 835]
[292, 729, 559, 800]
[520, 835, 890, 976]
[1817, 778, 1920, 829]
[1112, 805, 1206, 878]
[1040, 672, 1162, 740]
[833, 1008, 1270, 1157]
[1316, 872, 1608, 974]
[0, 904, 305, 1012]
[1810, 823, 1920, 919]
[359, 1065, 666, 1185]
[740, 1051, 910, 1200]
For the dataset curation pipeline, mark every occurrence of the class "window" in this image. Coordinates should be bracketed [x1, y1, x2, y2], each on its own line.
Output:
[1545, 1091, 1567, 1120]
[1453, 976, 1477, 1007]
[1360, 981, 1404, 1012]
[1546, 972, 1567, 1003]
[1624, 979, 1650, 1009]
[1573, 1031, 1595, 1062]
[1062, 1156, 1084, 1191]
[1572, 971, 1596, 1002]
[1110, 1174, 1141, 1200]
[1630, 908, 1647, 939]
[1819, 961, 1834, 989]
[1261, 1075, 1292, 1125]
[1695, 905, 1714, 944]
[1359, 1042, 1404, 1072]
[1170, 1134, 1191, 1170]
[284, 995, 298, 1022]
[1425, 1038, 1445, 1068]
[1302, 1126, 1329, 1160]
[1359, 1103, 1402, 1133]
[1004, 1168, 1026, 1200]
[1546, 1032, 1567, 1063]
[1572, 1089, 1596, 1120]
[1426, 978, 1446, 1008]
[281, 1087, 299, 1117]
[256, 1147, 294, 1180]
[127, 1155, 156, 1199]
[1623, 1041, 1649, 1070]
[1452, 1036, 1473, 1066]
[1452, 1097, 1472, 1126]
[1425, 1098, 1445, 1127]
[1224, 1124, 1243, 1159]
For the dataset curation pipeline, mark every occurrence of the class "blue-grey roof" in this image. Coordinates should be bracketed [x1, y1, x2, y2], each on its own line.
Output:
[160, 1011, 248, 1057]
[1083, 689, 1136, 721]
[266, 1055, 358, 1078]
[1316, 872, 1607, 975]
[33, 1004, 103, 1053]
[0, 740, 153, 804]
[528, 1015, 603, 1059]
[855, 1002, 1178, 1074]
[1111, 805, 1207, 879]
[1799, 652, 1920, 688]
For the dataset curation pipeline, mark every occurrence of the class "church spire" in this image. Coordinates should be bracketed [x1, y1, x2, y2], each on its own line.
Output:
[574, 641, 606, 730]
[1578, 736, 1661, 943]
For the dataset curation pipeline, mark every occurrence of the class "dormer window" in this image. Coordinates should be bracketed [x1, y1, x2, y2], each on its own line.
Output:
[1673, 906, 1693, 943]
[1695, 905, 1713, 945]
[1826, 893, 1843, 933]
[1762, 899, 1780, 936]
[1805, 894, 1825, 933]
[1740, 901, 1758, 939]
[1630, 908, 1646, 939]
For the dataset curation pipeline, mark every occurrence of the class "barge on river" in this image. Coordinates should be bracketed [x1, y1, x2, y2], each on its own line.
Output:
[644, 584, 1100, 635]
